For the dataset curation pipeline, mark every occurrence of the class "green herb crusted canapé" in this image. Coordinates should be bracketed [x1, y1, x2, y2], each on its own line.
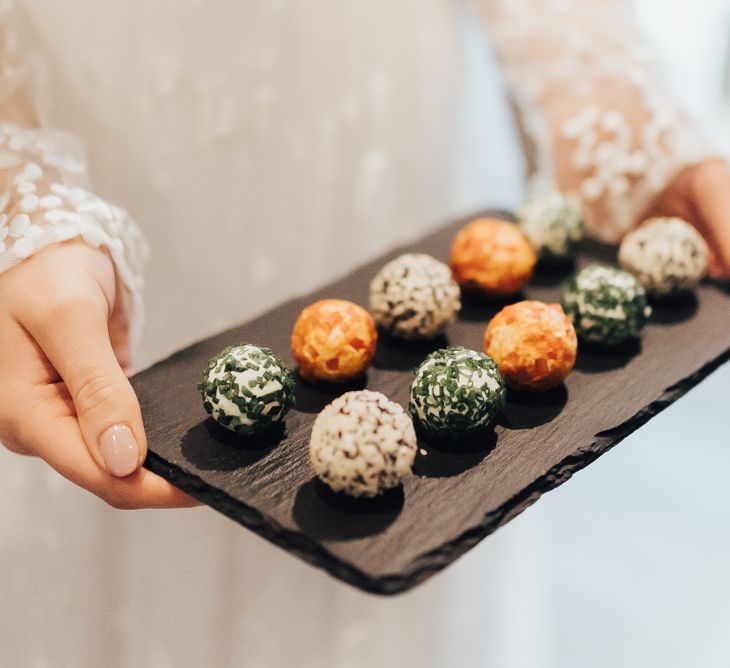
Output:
[409, 346, 506, 439]
[516, 192, 585, 263]
[561, 264, 651, 346]
[198, 343, 295, 435]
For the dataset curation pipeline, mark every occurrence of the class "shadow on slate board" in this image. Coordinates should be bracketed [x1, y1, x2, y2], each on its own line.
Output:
[131, 211, 730, 596]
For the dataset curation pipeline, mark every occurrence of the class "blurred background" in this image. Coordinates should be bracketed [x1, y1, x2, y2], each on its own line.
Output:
[635, 0, 730, 156]
[1, 0, 730, 666]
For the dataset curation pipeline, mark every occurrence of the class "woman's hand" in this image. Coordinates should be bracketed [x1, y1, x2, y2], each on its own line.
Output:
[645, 159, 730, 279]
[0, 239, 198, 509]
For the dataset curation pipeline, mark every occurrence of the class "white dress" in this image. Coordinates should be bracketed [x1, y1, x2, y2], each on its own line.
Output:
[0, 1, 717, 666]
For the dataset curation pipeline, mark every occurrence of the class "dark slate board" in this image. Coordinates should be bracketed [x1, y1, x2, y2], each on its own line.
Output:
[131, 212, 730, 595]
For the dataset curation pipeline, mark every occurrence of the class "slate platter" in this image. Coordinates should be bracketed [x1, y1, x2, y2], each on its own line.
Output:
[131, 212, 730, 595]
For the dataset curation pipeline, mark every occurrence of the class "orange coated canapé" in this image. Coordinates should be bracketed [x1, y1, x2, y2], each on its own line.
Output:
[291, 299, 377, 383]
[449, 218, 536, 297]
[484, 300, 577, 392]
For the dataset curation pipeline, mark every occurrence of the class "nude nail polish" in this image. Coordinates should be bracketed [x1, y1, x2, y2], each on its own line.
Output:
[99, 424, 140, 477]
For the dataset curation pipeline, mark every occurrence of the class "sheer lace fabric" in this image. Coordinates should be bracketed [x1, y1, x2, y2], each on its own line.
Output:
[0, 0, 145, 341]
[475, 0, 716, 241]
[0, 0, 717, 331]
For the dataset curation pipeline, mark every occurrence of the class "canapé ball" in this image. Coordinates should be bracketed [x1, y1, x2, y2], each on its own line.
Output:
[516, 192, 585, 263]
[309, 390, 417, 498]
[561, 264, 651, 346]
[619, 217, 708, 296]
[408, 346, 506, 439]
[198, 343, 295, 435]
[449, 218, 536, 297]
[484, 300, 577, 391]
[291, 299, 377, 383]
[369, 253, 461, 340]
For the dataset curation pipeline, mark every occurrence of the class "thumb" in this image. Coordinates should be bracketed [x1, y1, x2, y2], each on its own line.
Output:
[24, 298, 146, 478]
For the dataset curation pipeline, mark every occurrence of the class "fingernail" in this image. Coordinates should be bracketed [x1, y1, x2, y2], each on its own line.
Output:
[99, 424, 140, 477]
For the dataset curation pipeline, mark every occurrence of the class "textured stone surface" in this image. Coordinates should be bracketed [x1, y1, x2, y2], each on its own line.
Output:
[131, 212, 730, 595]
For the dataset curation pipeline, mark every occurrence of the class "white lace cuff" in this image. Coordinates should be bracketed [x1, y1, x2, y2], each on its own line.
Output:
[475, 0, 717, 241]
[0, 122, 147, 345]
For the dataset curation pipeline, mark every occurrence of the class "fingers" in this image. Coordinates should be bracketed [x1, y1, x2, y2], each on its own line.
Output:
[109, 283, 132, 374]
[0, 314, 48, 456]
[44, 416, 199, 509]
[694, 204, 730, 278]
[22, 292, 147, 478]
[689, 160, 730, 278]
[0, 240, 199, 509]
[15, 384, 199, 509]
[705, 247, 726, 279]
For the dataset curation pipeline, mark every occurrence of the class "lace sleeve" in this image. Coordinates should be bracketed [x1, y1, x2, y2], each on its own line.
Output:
[474, 0, 717, 242]
[0, 1, 145, 342]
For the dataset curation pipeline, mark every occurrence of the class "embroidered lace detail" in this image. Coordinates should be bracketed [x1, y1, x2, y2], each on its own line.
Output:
[476, 0, 715, 241]
[0, 122, 146, 343]
[1, 3, 145, 344]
